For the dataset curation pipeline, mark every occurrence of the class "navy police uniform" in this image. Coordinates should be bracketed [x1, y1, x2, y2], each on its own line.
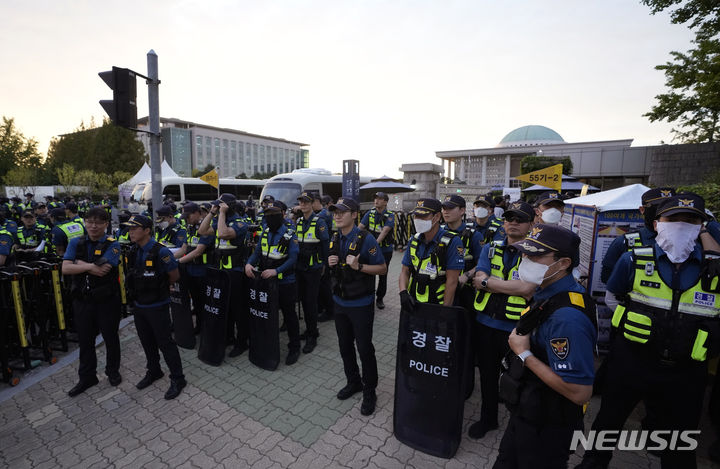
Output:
[360, 192, 395, 306]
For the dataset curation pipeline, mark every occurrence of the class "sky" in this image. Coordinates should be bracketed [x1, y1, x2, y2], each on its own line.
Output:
[0, 0, 695, 178]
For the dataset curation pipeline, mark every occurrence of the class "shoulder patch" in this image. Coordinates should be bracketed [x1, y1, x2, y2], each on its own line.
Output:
[293, 239, 299, 244]
[369, 246, 377, 256]
[550, 338, 569, 360]
[112, 248, 119, 255]
[568, 292, 585, 308]
[456, 246, 464, 255]
[319, 226, 325, 232]
[162, 255, 171, 263]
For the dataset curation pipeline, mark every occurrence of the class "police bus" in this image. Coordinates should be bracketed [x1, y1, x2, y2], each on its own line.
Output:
[134, 177, 266, 210]
[260, 168, 374, 208]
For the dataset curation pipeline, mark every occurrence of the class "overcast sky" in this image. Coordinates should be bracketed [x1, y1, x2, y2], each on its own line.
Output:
[0, 0, 694, 177]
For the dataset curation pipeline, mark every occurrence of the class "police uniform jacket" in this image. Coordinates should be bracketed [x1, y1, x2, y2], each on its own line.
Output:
[330, 226, 386, 307]
[247, 224, 299, 285]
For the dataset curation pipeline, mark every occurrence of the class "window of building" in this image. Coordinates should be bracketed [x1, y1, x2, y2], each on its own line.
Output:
[214, 138, 221, 166]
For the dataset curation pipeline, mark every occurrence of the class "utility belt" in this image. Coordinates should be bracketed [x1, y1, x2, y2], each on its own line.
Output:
[498, 351, 584, 426]
[408, 272, 446, 304]
[72, 277, 119, 301]
[611, 305, 716, 362]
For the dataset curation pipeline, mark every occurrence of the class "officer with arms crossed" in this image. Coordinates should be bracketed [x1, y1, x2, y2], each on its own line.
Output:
[327, 197, 387, 415]
[124, 215, 187, 400]
[245, 204, 302, 365]
[398, 198, 464, 307]
[62, 207, 122, 396]
[359, 191, 395, 310]
[494, 224, 597, 469]
[468, 201, 537, 439]
[578, 193, 719, 469]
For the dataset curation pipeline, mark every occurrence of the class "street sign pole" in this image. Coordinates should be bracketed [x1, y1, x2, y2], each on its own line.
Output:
[147, 50, 162, 225]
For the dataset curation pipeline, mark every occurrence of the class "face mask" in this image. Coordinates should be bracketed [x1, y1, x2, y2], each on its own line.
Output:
[474, 207, 489, 219]
[265, 214, 283, 231]
[158, 221, 169, 230]
[414, 218, 433, 234]
[518, 257, 561, 285]
[541, 208, 563, 224]
[655, 221, 701, 263]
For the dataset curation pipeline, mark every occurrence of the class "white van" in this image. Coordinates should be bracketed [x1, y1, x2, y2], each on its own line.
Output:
[136, 177, 266, 210]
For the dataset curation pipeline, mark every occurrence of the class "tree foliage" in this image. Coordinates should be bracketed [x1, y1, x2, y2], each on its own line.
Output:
[0, 117, 43, 179]
[642, 0, 720, 37]
[679, 169, 720, 216]
[45, 119, 146, 181]
[192, 164, 215, 177]
[520, 155, 573, 176]
[644, 37, 720, 143]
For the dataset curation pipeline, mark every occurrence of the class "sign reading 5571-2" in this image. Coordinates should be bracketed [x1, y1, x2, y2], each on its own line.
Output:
[516, 164, 563, 191]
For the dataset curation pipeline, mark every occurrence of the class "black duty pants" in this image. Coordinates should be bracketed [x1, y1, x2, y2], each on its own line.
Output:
[318, 266, 334, 317]
[226, 269, 249, 348]
[476, 322, 511, 425]
[134, 303, 184, 381]
[375, 250, 393, 301]
[334, 302, 378, 390]
[279, 282, 301, 351]
[297, 269, 321, 338]
[493, 413, 580, 469]
[73, 296, 121, 380]
[583, 335, 707, 469]
[186, 272, 206, 330]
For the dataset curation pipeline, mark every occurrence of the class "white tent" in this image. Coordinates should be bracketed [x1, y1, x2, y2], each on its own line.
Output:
[161, 160, 180, 178]
[563, 183, 650, 212]
[118, 163, 151, 193]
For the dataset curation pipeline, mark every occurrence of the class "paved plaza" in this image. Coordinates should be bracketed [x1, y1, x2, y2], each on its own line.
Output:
[1, 251, 720, 468]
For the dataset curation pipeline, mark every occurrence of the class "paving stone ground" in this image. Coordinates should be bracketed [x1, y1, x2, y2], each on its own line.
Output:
[1, 251, 720, 468]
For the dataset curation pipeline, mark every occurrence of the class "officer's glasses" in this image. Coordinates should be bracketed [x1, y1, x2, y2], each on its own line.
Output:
[85, 220, 107, 226]
[504, 215, 527, 223]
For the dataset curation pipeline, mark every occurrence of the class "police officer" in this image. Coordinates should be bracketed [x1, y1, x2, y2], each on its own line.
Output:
[295, 191, 329, 353]
[359, 192, 395, 310]
[256, 195, 275, 226]
[65, 202, 85, 226]
[600, 187, 675, 284]
[49, 207, 85, 256]
[494, 224, 597, 468]
[578, 193, 719, 469]
[327, 197, 387, 415]
[115, 210, 132, 246]
[468, 201, 536, 439]
[398, 198, 464, 307]
[0, 212, 14, 266]
[533, 191, 565, 225]
[155, 205, 186, 248]
[176, 202, 215, 334]
[16, 211, 47, 254]
[245, 204, 301, 365]
[199, 193, 250, 357]
[34, 202, 50, 228]
[62, 207, 122, 396]
[100, 194, 113, 234]
[20, 192, 36, 213]
[124, 214, 186, 400]
[317, 194, 335, 322]
[472, 195, 504, 243]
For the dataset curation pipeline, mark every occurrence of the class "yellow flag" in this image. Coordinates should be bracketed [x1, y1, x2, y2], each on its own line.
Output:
[580, 184, 589, 197]
[515, 164, 562, 191]
[199, 168, 219, 189]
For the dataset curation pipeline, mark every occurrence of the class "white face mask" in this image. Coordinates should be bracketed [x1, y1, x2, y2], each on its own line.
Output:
[518, 257, 561, 285]
[474, 207, 489, 219]
[655, 221, 701, 263]
[158, 221, 169, 230]
[414, 218, 433, 234]
[541, 207, 563, 224]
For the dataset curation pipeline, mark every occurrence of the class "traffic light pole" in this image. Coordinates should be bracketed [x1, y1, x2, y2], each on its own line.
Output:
[147, 50, 162, 221]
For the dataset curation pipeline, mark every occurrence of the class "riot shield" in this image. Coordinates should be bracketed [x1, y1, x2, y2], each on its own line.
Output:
[198, 268, 230, 366]
[170, 267, 196, 349]
[393, 301, 470, 459]
[248, 276, 280, 371]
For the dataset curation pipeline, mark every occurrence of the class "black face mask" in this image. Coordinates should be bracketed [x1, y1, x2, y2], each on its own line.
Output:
[644, 205, 657, 231]
[265, 214, 283, 231]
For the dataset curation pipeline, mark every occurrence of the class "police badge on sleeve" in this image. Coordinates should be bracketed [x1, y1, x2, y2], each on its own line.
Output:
[550, 337, 569, 360]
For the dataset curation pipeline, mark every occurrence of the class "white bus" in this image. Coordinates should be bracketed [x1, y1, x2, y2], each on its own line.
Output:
[134, 177, 266, 209]
[260, 168, 374, 208]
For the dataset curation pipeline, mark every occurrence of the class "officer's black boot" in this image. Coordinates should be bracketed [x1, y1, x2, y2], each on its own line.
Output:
[68, 376, 99, 397]
[302, 336, 317, 354]
[164, 378, 187, 400]
[360, 388, 377, 415]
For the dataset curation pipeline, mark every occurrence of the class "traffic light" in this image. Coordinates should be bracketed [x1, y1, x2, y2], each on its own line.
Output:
[99, 67, 137, 129]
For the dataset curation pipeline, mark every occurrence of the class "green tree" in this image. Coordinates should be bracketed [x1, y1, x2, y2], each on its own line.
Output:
[56, 164, 77, 192]
[520, 155, 573, 176]
[192, 164, 215, 177]
[0, 117, 43, 179]
[644, 36, 720, 143]
[642, 0, 720, 37]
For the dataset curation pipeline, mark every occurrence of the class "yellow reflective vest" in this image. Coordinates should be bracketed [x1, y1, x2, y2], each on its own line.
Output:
[473, 241, 528, 322]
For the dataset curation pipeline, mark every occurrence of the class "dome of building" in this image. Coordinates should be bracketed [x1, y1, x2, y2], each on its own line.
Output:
[497, 125, 565, 147]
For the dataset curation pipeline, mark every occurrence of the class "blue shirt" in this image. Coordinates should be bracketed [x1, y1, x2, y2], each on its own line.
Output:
[402, 227, 465, 271]
[296, 212, 329, 271]
[184, 225, 215, 277]
[475, 237, 522, 332]
[0, 231, 13, 256]
[213, 214, 249, 271]
[607, 240, 703, 296]
[51, 221, 86, 251]
[317, 208, 333, 234]
[156, 224, 187, 248]
[707, 220, 720, 246]
[247, 224, 299, 285]
[531, 274, 597, 385]
[443, 221, 484, 268]
[600, 226, 655, 284]
[133, 238, 178, 308]
[64, 235, 121, 267]
[332, 226, 387, 307]
[361, 208, 395, 252]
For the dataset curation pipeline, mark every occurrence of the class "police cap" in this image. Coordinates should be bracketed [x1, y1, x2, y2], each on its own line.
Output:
[441, 194, 466, 209]
[656, 193, 707, 221]
[535, 191, 565, 207]
[411, 198, 442, 216]
[329, 197, 360, 212]
[642, 187, 675, 206]
[503, 201, 534, 222]
[122, 214, 152, 229]
[513, 223, 581, 267]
